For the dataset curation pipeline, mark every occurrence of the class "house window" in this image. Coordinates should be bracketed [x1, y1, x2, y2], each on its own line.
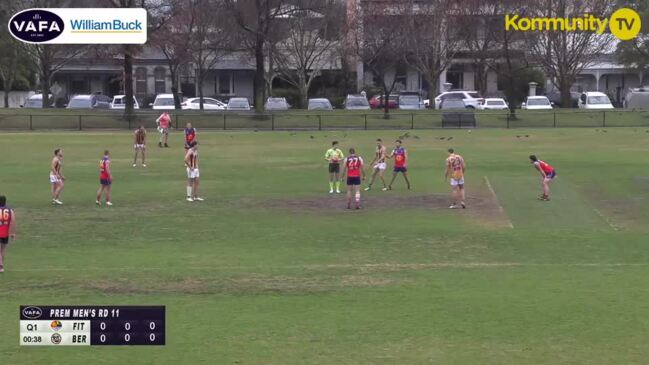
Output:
[154, 67, 166, 94]
[216, 72, 233, 95]
[135, 68, 147, 97]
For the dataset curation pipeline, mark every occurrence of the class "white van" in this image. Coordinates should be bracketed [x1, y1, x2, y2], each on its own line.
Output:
[578, 92, 614, 109]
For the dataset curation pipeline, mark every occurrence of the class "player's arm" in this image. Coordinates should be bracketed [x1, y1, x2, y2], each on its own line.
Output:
[324, 150, 330, 162]
[143, 130, 147, 144]
[9, 209, 16, 240]
[404, 150, 409, 167]
[444, 160, 451, 180]
[106, 161, 112, 178]
[341, 158, 347, 180]
[534, 163, 546, 178]
[50, 159, 58, 176]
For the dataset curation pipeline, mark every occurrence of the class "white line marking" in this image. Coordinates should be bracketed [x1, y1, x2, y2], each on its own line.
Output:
[483, 176, 514, 229]
[591, 206, 620, 231]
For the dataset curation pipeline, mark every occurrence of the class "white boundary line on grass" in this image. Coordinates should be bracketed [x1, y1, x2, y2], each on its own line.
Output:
[483, 176, 514, 229]
[591, 206, 620, 231]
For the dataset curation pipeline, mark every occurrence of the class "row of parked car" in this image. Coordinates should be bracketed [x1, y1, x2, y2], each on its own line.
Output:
[21, 90, 623, 111]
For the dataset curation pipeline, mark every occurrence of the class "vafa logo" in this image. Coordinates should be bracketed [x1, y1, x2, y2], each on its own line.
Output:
[8, 9, 64, 43]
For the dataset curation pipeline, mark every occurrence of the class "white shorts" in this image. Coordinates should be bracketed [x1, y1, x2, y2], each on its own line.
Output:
[49, 174, 61, 184]
[450, 178, 464, 186]
[134, 144, 146, 150]
[158, 127, 169, 134]
[373, 162, 386, 171]
[187, 168, 200, 179]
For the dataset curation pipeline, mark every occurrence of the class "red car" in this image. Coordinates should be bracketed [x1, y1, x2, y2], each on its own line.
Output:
[369, 94, 399, 109]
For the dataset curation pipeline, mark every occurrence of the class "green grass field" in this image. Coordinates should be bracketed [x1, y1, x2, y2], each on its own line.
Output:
[2, 127, 649, 364]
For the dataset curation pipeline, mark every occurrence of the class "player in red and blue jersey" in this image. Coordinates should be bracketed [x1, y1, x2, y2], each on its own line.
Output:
[341, 148, 366, 209]
[96, 150, 113, 206]
[530, 155, 556, 201]
[0, 195, 17, 273]
[184, 122, 197, 150]
[388, 139, 411, 190]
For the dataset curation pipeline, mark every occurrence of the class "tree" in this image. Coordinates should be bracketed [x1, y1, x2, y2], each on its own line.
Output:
[150, 0, 191, 109]
[225, 0, 288, 112]
[272, 0, 342, 108]
[350, 1, 405, 118]
[399, 0, 461, 100]
[184, 0, 231, 110]
[526, 0, 615, 107]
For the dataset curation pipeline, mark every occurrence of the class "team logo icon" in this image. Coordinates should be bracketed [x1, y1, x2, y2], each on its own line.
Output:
[21, 306, 43, 319]
[50, 320, 62, 331]
[50, 333, 62, 344]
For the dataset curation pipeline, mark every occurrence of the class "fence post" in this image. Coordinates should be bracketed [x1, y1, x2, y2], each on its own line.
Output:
[553, 112, 557, 128]
[271, 114, 275, 131]
[411, 113, 414, 129]
[364, 114, 368, 130]
[223, 113, 226, 130]
[175, 114, 179, 130]
[29, 114, 33, 130]
[459, 113, 462, 129]
[318, 114, 322, 131]
[78, 115, 82, 131]
[128, 113, 132, 130]
[506, 113, 510, 129]
[602, 111, 606, 128]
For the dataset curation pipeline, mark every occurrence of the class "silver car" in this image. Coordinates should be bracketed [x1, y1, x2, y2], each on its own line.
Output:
[265, 97, 289, 111]
[344, 94, 370, 110]
[307, 98, 333, 110]
[227, 97, 251, 111]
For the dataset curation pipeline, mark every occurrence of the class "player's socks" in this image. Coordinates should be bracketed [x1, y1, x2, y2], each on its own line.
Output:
[329, 182, 334, 192]
[355, 192, 360, 202]
[187, 186, 192, 198]
[335, 181, 341, 193]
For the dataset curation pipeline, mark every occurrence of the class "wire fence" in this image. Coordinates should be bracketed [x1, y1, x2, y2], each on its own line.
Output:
[1, 109, 649, 131]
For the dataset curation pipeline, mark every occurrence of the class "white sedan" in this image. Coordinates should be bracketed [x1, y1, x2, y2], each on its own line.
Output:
[522, 96, 553, 110]
[478, 98, 509, 110]
[181, 97, 227, 110]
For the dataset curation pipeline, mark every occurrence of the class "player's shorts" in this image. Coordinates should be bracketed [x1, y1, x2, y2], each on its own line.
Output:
[49, 174, 61, 184]
[159, 127, 169, 134]
[545, 171, 556, 179]
[394, 166, 407, 173]
[134, 144, 146, 150]
[187, 168, 200, 179]
[328, 163, 340, 173]
[100, 178, 112, 186]
[450, 178, 465, 186]
[347, 176, 361, 186]
[0, 237, 8, 244]
[374, 162, 386, 170]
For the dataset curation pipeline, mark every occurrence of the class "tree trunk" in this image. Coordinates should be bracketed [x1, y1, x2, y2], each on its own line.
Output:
[197, 68, 204, 110]
[474, 61, 488, 96]
[254, 35, 265, 113]
[426, 72, 440, 108]
[124, 51, 134, 118]
[170, 67, 181, 109]
[382, 86, 390, 119]
[41, 69, 51, 108]
[559, 79, 573, 108]
[3, 89, 9, 108]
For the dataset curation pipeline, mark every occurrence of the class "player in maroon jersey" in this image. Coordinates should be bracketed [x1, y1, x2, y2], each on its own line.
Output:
[184, 122, 197, 150]
[341, 148, 366, 209]
[132, 125, 147, 168]
[96, 150, 113, 206]
[0, 195, 17, 273]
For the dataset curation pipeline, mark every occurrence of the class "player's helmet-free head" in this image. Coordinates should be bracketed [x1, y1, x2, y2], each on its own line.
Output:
[529, 155, 538, 162]
[0, 195, 5, 206]
[104, 149, 110, 156]
[349, 147, 356, 154]
[54, 148, 61, 156]
[332, 141, 338, 146]
[395, 139, 402, 145]
[448, 148, 454, 154]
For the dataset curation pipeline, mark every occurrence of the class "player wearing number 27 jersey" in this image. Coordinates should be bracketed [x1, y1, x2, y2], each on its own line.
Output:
[341, 148, 366, 210]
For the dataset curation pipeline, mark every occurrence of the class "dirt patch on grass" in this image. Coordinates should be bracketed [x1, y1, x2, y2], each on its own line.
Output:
[262, 192, 512, 229]
[84, 274, 398, 296]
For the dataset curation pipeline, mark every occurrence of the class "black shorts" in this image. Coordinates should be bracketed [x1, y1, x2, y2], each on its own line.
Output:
[329, 163, 340, 173]
[0, 237, 8, 244]
[347, 176, 361, 186]
[100, 179, 112, 186]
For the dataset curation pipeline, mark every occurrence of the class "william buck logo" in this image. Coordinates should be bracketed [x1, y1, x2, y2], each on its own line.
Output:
[8, 9, 64, 43]
[505, 7, 642, 41]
